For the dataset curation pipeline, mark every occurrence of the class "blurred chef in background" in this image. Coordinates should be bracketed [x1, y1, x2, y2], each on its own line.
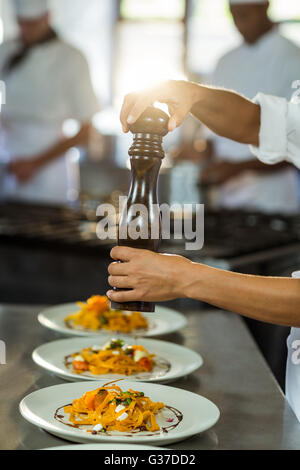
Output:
[0, 0, 99, 204]
[195, 0, 300, 213]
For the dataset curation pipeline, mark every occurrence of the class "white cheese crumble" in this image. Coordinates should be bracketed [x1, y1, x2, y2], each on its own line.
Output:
[117, 412, 128, 421]
[115, 404, 126, 413]
[133, 350, 147, 363]
[92, 423, 103, 432]
[112, 351, 120, 355]
[74, 355, 85, 362]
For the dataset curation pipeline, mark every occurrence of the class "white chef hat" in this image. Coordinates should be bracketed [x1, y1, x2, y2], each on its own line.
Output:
[229, 0, 268, 4]
[13, 0, 49, 19]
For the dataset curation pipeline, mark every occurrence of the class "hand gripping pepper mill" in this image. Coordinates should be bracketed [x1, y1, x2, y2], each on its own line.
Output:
[111, 106, 169, 313]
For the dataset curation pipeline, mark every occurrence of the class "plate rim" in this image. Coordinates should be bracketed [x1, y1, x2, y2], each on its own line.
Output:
[42, 443, 166, 450]
[32, 335, 203, 383]
[19, 380, 220, 445]
[37, 302, 187, 337]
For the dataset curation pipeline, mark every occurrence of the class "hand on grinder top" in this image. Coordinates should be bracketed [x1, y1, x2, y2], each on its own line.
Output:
[120, 80, 202, 134]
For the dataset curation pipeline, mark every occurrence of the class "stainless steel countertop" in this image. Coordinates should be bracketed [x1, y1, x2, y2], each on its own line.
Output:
[1, 303, 300, 450]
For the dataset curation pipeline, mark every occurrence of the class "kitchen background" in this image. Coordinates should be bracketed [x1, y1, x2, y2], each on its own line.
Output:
[1, 0, 300, 390]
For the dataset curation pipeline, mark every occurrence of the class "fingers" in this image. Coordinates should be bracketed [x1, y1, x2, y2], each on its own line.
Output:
[126, 95, 153, 127]
[120, 93, 138, 133]
[106, 288, 140, 303]
[108, 261, 129, 276]
[168, 108, 190, 132]
[168, 116, 177, 132]
[120, 82, 170, 133]
[110, 246, 142, 262]
[120, 91, 152, 132]
[120, 80, 193, 134]
[108, 275, 132, 289]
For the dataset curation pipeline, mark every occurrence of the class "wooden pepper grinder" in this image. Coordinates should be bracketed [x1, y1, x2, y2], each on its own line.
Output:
[111, 106, 169, 313]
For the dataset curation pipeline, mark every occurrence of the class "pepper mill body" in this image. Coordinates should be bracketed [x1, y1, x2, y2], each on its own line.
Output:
[111, 107, 169, 313]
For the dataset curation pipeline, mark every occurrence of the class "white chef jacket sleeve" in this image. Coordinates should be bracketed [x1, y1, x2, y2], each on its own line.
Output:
[250, 92, 300, 169]
[67, 50, 100, 123]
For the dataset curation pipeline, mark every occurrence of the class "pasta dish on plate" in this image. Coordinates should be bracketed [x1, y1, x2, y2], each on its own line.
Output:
[64, 296, 149, 334]
[66, 338, 155, 376]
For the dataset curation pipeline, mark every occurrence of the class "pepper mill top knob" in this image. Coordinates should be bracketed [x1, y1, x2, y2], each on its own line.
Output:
[128, 106, 169, 159]
[129, 106, 169, 137]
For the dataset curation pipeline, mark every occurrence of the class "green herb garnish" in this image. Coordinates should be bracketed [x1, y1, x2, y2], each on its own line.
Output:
[100, 315, 108, 325]
[110, 339, 125, 349]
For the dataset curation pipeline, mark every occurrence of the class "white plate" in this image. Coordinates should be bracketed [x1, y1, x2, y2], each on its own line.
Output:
[20, 381, 220, 446]
[38, 303, 187, 337]
[43, 443, 165, 450]
[32, 336, 203, 384]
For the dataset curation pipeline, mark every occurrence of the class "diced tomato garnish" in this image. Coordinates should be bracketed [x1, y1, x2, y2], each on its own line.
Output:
[73, 360, 89, 371]
[87, 295, 109, 313]
[132, 345, 145, 351]
[94, 390, 108, 408]
[138, 357, 152, 371]
[83, 390, 98, 410]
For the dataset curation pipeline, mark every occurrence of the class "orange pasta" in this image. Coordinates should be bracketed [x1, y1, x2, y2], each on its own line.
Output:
[69, 339, 155, 376]
[64, 296, 148, 333]
[64, 383, 165, 433]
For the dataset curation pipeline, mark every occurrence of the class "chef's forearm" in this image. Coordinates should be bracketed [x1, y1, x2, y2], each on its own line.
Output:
[226, 159, 291, 176]
[191, 85, 261, 147]
[238, 159, 291, 172]
[35, 123, 91, 167]
[183, 263, 300, 327]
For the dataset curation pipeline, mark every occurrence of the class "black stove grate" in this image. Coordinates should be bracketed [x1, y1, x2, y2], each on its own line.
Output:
[0, 202, 300, 258]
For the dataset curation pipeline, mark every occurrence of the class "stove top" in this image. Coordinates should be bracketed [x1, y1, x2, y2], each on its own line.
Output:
[0, 202, 299, 259]
[0, 201, 106, 249]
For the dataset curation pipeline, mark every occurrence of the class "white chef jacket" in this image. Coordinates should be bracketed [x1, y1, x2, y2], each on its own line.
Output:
[250, 92, 300, 422]
[210, 27, 300, 213]
[0, 36, 99, 204]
